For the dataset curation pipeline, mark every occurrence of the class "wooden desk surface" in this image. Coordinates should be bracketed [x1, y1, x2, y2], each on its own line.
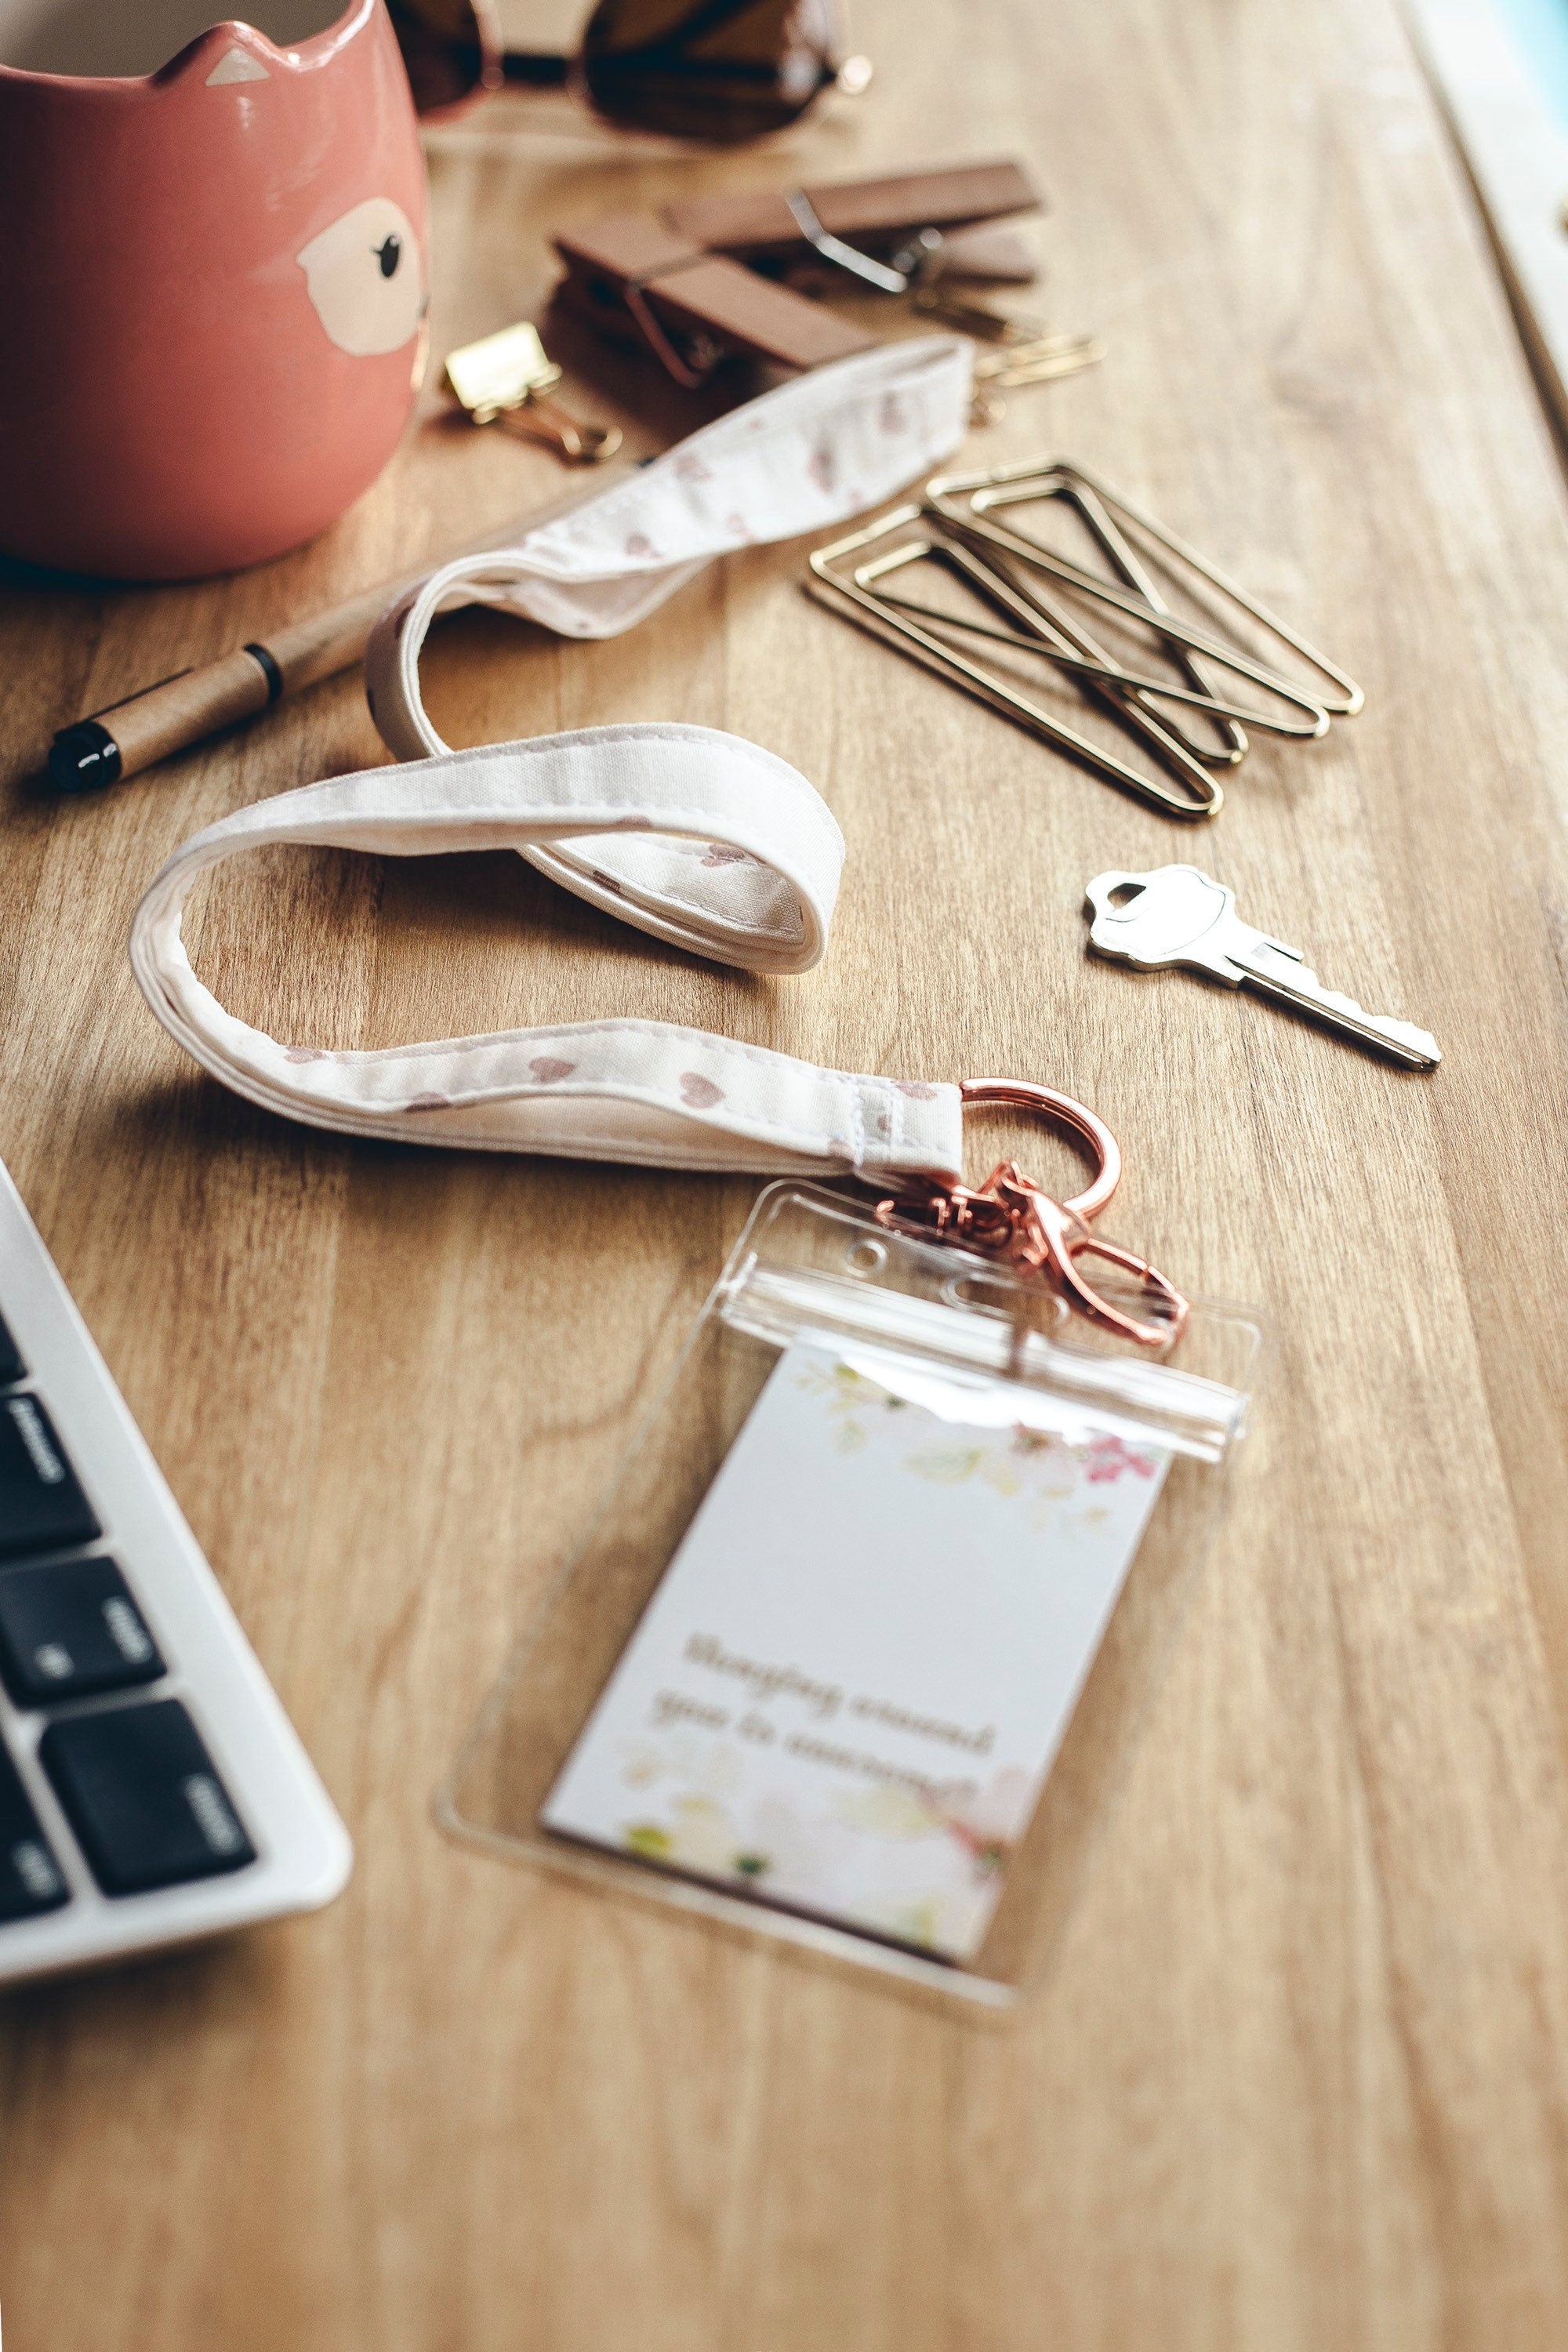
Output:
[5, 0, 1568, 2343]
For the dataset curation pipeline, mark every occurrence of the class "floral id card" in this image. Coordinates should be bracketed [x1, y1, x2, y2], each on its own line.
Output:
[539, 1335, 1171, 1962]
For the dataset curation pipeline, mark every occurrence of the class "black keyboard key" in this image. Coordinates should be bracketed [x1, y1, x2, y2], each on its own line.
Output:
[0, 1742, 69, 1922]
[0, 1315, 23, 1386]
[0, 1392, 98, 1562]
[41, 1700, 255, 1897]
[0, 1556, 164, 1707]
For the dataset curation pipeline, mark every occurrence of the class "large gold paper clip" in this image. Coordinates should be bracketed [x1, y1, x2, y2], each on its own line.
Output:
[443, 323, 622, 466]
[806, 460, 1363, 821]
[927, 458, 1362, 719]
[808, 502, 1223, 818]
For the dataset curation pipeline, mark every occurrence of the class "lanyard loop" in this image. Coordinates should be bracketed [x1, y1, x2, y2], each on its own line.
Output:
[125, 336, 1185, 1339]
[127, 339, 978, 1176]
[129, 723, 964, 1181]
[129, 755, 1183, 1334]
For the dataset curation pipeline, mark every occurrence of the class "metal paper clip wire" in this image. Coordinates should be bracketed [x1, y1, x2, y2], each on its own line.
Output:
[856, 536, 1330, 743]
[782, 189, 924, 295]
[808, 506, 1225, 820]
[779, 193, 1079, 354]
[1024, 466, 1247, 766]
[927, 458, 1364, 717]
[806, 456, 1362, 818]
[878, 461, 1247, 768]
[853, 529, 1254, 793]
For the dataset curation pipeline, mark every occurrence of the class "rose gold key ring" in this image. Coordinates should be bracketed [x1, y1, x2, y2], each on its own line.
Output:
[871, 1078, 1189, 1348]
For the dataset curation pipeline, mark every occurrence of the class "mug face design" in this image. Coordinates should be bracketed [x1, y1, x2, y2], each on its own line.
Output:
[297, 194, 427, 356]
[0, 2, 430, 581]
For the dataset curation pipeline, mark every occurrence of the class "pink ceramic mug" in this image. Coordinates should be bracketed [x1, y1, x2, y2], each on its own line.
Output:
[0, 1, 429, 579]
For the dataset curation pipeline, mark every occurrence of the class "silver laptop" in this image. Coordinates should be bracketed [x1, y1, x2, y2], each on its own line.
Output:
[0, 1156, 350, 1982]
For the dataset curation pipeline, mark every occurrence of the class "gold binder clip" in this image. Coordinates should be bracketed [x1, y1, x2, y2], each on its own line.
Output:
[443, 323, 622, 466]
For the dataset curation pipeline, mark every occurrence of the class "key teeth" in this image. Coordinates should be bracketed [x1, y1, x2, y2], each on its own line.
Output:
[1370, 1017, 1443, 1065]
[1291, 969, 1442, 1065]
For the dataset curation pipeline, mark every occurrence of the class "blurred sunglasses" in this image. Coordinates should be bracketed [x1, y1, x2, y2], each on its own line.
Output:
[387, 0, 870, 141]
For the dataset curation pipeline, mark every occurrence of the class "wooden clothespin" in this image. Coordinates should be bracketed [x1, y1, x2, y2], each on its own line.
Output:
[552, 158, 1044, 389]
[659, 160, 1041, 269]
[554, 213, 873, 388]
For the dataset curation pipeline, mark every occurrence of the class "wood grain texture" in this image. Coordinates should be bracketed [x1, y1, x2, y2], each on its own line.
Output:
[4, 0, 1568, 2341]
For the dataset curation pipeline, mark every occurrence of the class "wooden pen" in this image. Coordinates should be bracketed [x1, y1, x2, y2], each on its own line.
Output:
[47, 470, 628, 792]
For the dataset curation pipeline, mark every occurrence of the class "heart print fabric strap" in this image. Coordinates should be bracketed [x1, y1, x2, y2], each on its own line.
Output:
[365, 334, 974, 762]
[129, 723, 965, 1180]
[130, 340, 975, 1179]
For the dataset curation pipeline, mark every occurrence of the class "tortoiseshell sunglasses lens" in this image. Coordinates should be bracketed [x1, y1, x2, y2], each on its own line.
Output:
[578, 0, 841, 144]
[388, 0, 848, 141]
[384, 0, 502, 120]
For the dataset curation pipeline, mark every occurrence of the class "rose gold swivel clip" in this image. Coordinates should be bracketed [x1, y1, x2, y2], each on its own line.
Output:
[872, 1079, 1189, 1348]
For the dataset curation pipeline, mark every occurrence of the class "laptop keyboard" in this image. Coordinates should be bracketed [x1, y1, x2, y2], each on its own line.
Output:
[0, 1163, 350, 1980]
[0, 1306, 258, 1907]
[0, 1737, 69, 1922]
[1, 1381, 103, 1561]
[0, 1552, 165, 1705]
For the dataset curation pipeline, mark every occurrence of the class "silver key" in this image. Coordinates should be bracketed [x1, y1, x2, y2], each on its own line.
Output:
[1083, 865, 1440, 1070]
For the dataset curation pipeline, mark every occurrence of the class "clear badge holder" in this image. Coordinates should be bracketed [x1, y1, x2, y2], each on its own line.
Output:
[442, 1180, 1262, 2009]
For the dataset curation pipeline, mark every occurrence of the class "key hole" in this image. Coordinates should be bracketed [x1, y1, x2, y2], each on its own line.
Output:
[1109, 883, 1145, 907]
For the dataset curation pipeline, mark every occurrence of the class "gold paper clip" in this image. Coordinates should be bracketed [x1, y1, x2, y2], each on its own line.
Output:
[972, 332, 1106, 387]
[807, 504, 1225, 820]
[926, 457, 1363, 717]
[858, 529, 1328, 747]
[975, 458, 1245, 765]
[926, 464, 1336, 764]
[967, 332, 1107, 429]
[443, 323, 622, 466]
[909, 284, 1049, 340]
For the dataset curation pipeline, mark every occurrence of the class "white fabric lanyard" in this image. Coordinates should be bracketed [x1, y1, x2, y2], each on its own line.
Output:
[366, 336, 971, 759]
[130, 339, 974, 1185]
